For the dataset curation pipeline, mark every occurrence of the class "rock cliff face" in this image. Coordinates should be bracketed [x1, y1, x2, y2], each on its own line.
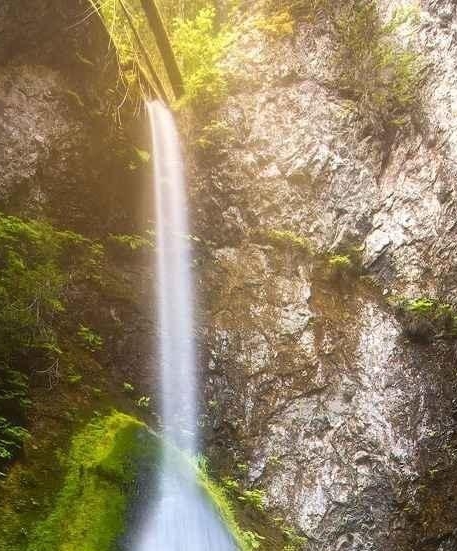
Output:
[196, 1, 457, 550]
[0, 0, 154, 379]
[0, 0, 150, 235]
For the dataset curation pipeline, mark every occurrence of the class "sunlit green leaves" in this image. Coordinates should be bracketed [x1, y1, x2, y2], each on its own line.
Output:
[172, 7, 234, 106]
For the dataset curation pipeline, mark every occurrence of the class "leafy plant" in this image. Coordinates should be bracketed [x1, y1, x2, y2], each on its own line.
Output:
[194, 455, 269, 551]
[123, 382, 135, 393]
[0, 417, 30, 462]
[136, 396, 151, 409]
[222, 477, 240, 491]
[134, 147, 151, 164]
[265, 0, 333, 23]
[242, 530, 265, 550]
[172, 7, 234, 106]
[195, 119, 234, 150]
[77, 325, 103, 352]
[108, 232, 154, 252]
[270, 0, 422, 134]
[328, 254, 352, 271]
[67, 373, 83, 385]
[264, 229, 311, 252]
[332, 1, 422, 133]
[390, 296, 457, 341]
[0, 367, 31, 412]
[0, 215, 97, 470]
[282, 525, 308, 550]
[255, 10, 295, 37]
[238, 488, 267, 511]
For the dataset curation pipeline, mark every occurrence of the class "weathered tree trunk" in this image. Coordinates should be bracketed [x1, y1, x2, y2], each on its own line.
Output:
[140, 0, 184, 99]
[118, 0, 167, 101]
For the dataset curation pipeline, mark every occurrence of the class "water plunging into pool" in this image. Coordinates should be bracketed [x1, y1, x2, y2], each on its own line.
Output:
[134, 100, 236, 551]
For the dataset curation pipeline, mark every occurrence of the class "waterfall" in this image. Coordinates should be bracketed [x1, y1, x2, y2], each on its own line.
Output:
[133, 100, 236, 551]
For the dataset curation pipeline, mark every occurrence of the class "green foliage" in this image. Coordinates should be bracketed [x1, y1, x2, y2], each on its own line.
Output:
[172, 7, 234, 106]
[236, 462, 249, 473]
[128, 147, 152, 171]
[281, 525, 308, 550]
[0, 417, 30, 463]
[195, 119, 234, 150]
[238, 488, 267, 511]
[136, 395, 151, 409]
[28, 412, 158, 551]
[392, 296, 451, 319]
[0, 214, 96, 471]
[333, 1, 422, 133]
[265, 0, 332, 24]
[264, 229, 311, 253]
[324, 245, 363, 280]
[402, 297, 436, 315]
[328, 254, 352, 271]
[270, 0, 422, 134]
[67, 373, 83, 385]
[0, 368, 31, 412]
[108, 232, 154, 252]
[77, 325, 103, 352]
[123, 382, 135, 393]
[133, 147, 151, 164]
[157, 0, 214, 23]
[222, 476, 240, 491]
[21, 415, 283, 551]
[194, 456, 266, 551]
[255, 10, 295, 37]
[390, 296, 457, 340]
[0, 216, 67, 360]
[88, 0, 177, 102]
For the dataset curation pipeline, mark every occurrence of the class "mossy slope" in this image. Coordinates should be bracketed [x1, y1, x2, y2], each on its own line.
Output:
[21, 412, 285, 551]
[27, 412, 158, 551]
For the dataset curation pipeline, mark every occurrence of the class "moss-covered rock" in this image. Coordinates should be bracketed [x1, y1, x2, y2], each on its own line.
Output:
[19, 411, 286, 551]
[27, 412, 158, 551]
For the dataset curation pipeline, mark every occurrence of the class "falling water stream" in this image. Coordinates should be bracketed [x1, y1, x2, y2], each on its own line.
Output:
[134, 100, 236, 551]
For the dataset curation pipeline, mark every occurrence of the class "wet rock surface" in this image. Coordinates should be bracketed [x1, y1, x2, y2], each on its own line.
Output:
[0, 0, 150, 236]
[0, 0, 155, 384]
[195, 2, 457, 549]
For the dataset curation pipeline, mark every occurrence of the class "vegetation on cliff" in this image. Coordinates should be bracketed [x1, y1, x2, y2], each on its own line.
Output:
[0, 215, 101, 470]
[172, 6, 234, 106]
[28, 412, 157, 551]
[266, 0, 423, 135]
[5, 411, 281, 551]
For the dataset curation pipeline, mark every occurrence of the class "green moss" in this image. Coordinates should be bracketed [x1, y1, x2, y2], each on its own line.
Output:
[28, 412, 158, 551]
[263, 230, 311, 253]
[25, 414, 282, 551]
[390, 296, 457, 340]
[328, 254, 352, 271]
[195, 458, 265, 551]
[255, 10, 295, 37]
[107, 233, 154, 253]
